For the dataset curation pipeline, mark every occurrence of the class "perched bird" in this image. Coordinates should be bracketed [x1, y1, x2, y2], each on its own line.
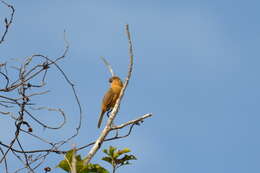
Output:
[97, 76, 123, 128]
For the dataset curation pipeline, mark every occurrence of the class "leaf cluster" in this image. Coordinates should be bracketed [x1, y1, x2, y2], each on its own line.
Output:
[57, 146, 137, 173]
[57, 149, 108, 173]
[102, 146, 137, 172]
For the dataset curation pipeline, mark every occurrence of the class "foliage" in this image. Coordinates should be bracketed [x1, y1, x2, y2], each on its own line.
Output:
[102, 146, 137, 173]
[57, 149, 108, 173]
[57, 146, 137, 173]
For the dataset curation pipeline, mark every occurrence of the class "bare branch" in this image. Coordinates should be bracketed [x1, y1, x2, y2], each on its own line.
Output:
[71, 147, 77, 173]
[0, 29, 83, 171]
[100, 56, 115, 76]
[111, 113, 152, 130]
[0, 146, 8, 173]
[0, 0, 15, 45]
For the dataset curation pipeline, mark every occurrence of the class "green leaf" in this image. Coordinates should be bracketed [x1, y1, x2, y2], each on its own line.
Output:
[57, 149, 85, 172]
[80, 163, 109, 173]
[116, 154, 137, 166]
[102, 156, 112, 164]
[65, 149, 74, 162]
[109, 146, 116, 157]
[76, 155, 82, 161]
[76, 160, 84, 172]
[114, 148, 131, 158]
[56, 150, 77, 172]
[103, 149, 108, 155]
[117, 148, 131, 155]
[57, 160, 70, 172]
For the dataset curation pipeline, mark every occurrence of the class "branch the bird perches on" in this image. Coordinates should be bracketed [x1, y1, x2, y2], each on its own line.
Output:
[83, 24, 153, 165]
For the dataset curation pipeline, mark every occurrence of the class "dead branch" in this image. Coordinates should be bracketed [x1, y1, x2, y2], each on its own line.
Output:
[111, 113, 152, 130]
[100, 56, 115, 76]
[0, 30, 83, 172]
[0, 0, 15, 45]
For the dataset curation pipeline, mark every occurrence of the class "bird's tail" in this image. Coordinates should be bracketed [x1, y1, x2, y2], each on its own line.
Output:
[97, 110, 105, 128]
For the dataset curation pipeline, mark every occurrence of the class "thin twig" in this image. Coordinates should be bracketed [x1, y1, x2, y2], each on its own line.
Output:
[111, 113, 152, 130]
[100, 57, 114, 76]
[0, 0, 15, 45]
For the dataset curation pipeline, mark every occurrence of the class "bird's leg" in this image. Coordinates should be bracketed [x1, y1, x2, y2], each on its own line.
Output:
[106, 109, 112, 117]
[106, 109, 117, 129]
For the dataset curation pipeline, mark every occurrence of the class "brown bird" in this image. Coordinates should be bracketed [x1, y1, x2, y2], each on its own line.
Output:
[97, 76, 123, 128]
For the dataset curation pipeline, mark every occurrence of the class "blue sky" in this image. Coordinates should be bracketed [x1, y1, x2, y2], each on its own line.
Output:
[0, 0, 260, 172]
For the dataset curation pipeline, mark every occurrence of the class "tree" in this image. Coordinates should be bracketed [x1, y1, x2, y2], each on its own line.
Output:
[0, 1, 152, 172]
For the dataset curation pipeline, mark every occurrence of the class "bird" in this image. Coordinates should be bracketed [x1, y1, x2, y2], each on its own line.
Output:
[97, 76, 123, 128]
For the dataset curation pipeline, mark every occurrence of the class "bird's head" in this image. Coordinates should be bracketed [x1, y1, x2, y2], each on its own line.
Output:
[109, 76, 123, 88]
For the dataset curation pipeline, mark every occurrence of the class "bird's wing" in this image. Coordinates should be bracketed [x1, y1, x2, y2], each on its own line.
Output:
[102, 88, 115, 111]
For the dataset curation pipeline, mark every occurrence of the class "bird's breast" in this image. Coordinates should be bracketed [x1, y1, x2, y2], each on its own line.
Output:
[111, 86, 122, 93]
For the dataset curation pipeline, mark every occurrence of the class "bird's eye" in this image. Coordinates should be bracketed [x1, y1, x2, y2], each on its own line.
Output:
[109, 78, 113, 83]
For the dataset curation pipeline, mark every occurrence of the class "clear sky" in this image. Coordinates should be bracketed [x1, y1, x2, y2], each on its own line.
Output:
[0, 0, 260, 172]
